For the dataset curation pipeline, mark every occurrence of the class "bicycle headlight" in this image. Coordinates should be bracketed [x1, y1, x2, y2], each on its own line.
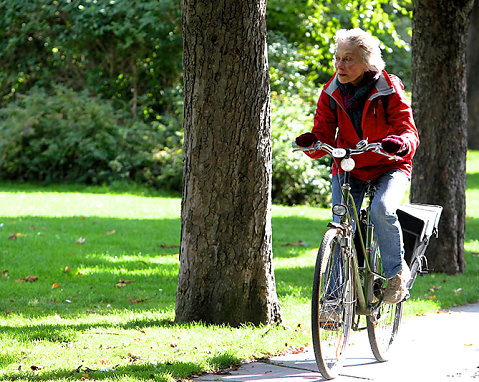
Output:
[340, 157, 356, 172]
[332, 204, 348, 216]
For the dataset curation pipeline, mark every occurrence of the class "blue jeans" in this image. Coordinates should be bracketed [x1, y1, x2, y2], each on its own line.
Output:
[331, 169, 410, 279]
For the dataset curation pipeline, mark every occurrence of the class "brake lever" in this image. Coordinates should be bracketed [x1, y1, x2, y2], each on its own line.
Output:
[374, 145, 400, 161]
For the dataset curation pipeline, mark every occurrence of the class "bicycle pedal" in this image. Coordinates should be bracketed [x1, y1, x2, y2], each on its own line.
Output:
[320, 322, 341, 331]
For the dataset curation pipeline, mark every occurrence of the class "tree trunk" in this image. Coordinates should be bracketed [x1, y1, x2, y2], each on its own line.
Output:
[176, 0, 282, 325]
[468, 1, 479, 149]
[410, 0, 475, 273]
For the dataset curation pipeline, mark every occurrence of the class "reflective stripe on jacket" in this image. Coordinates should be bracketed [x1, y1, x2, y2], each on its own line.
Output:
[306, 69, 419, 181]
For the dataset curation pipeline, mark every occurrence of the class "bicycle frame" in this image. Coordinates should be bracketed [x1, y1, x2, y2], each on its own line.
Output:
[336, 172, 385, 318]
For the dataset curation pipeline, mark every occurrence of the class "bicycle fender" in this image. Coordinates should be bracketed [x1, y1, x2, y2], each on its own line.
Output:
[327, 222, 343, 230]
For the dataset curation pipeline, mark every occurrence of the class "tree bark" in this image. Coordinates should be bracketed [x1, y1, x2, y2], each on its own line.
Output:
[410, 0, 475, 273]
[176, 0, 282, 325]
[467, 1, 479, 148]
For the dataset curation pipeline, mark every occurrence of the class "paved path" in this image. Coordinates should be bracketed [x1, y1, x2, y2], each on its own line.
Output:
[195, 302, 479, 381]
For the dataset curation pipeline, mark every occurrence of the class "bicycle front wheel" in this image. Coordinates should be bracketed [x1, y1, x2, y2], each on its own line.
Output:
[311, 228, 355, 380]
[366, 237, 403, 362]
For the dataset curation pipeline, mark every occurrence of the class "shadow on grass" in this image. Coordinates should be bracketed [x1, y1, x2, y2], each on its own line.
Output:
[0, 316, 178, 345]
[466, 173, 479, 190]
[0, 180, 181, 198]
[272, 216, 329, 258]
[466, 217, 479, 241]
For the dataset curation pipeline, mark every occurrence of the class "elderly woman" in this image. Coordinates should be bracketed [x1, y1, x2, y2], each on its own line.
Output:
[296, 28, 419, 304]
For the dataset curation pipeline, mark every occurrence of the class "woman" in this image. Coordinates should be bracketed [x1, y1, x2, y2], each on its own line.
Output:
[296, 28, 419, 304]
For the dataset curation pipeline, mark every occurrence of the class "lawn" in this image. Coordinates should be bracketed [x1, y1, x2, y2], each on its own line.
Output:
[0, 153, 478, 381]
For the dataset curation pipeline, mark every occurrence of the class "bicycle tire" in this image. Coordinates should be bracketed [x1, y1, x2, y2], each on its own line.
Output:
[366, 235, 403, 362]
[311, 228, 355, 380]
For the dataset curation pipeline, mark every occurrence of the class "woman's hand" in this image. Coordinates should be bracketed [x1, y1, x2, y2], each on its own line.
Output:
[295, 132, 318, 148]
[381, 135, 406, 155]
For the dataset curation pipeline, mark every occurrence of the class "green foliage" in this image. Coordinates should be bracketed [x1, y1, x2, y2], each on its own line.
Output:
[0, 0, 182, 120]
[271, 93, 332, 206]
[0, 86, 183, 190]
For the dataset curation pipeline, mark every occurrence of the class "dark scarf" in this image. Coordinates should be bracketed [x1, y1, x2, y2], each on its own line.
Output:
[336, 71, 380, 139]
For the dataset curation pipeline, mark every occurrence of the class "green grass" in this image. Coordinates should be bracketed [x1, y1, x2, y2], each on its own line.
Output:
[0, 150, 479, 381]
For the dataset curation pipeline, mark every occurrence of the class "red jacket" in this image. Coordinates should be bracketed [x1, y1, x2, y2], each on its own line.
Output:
[307, 70, 419, 181]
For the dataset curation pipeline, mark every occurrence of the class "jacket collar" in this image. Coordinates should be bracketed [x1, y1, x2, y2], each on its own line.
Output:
[324, 70, 396, 100]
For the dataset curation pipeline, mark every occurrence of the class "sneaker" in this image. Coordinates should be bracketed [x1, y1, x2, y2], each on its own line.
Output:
[383, 261, 411, 304]
[319, 300, 342, 330]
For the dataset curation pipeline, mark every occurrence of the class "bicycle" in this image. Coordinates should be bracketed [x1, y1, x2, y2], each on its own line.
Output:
[292, 139, 442, 380]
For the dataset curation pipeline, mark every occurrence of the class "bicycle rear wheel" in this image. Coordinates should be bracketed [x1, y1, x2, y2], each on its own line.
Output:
[311, 228, 355, 380]
[366, 237, 403, 362]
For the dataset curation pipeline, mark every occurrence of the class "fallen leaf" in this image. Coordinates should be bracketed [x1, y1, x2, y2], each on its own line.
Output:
[65, 266, 71, 272]
[291, 346, 305, 354]
[0, 269, 8, 279]
[158, 244, 180, 248]
[8, 233, 17, 240]
[118, 279, 135, 284]
[106, 230, 116, 235]
[15, 276, 39, 283]
[75, 237, 86, 245]
[30, 365, 43, 371]
[281, 241, 309, 247]
[129, 298, 145, 304]
[127, 353, 141, 363]
[428, 295, 437, 300]
[454, 288, 463, 295]
[52, 283, 60, 288]
[428, 285, 442, 292]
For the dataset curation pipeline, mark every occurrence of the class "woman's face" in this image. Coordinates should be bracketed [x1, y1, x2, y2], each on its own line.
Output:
[334, 42, 368, 86]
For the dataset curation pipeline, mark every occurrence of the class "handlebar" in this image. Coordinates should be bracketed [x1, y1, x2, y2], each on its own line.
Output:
[292, 139, 399, 161]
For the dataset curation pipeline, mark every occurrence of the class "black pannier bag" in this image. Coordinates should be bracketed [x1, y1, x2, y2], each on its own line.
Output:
[397, 203, 443, 288]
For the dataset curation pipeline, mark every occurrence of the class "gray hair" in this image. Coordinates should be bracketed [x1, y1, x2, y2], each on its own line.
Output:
[334, 28, 385, 73]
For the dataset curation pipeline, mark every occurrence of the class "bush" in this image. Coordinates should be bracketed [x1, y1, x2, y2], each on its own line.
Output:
[271, 92, 332, 206]
[267, 31, 332, 206]
[0, 86, 183, 190]
[0, 0, 182, 120]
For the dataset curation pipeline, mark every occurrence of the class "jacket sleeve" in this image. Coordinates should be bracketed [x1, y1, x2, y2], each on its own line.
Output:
[305, 90, 338, 159]
[386, 76, 420, 160]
